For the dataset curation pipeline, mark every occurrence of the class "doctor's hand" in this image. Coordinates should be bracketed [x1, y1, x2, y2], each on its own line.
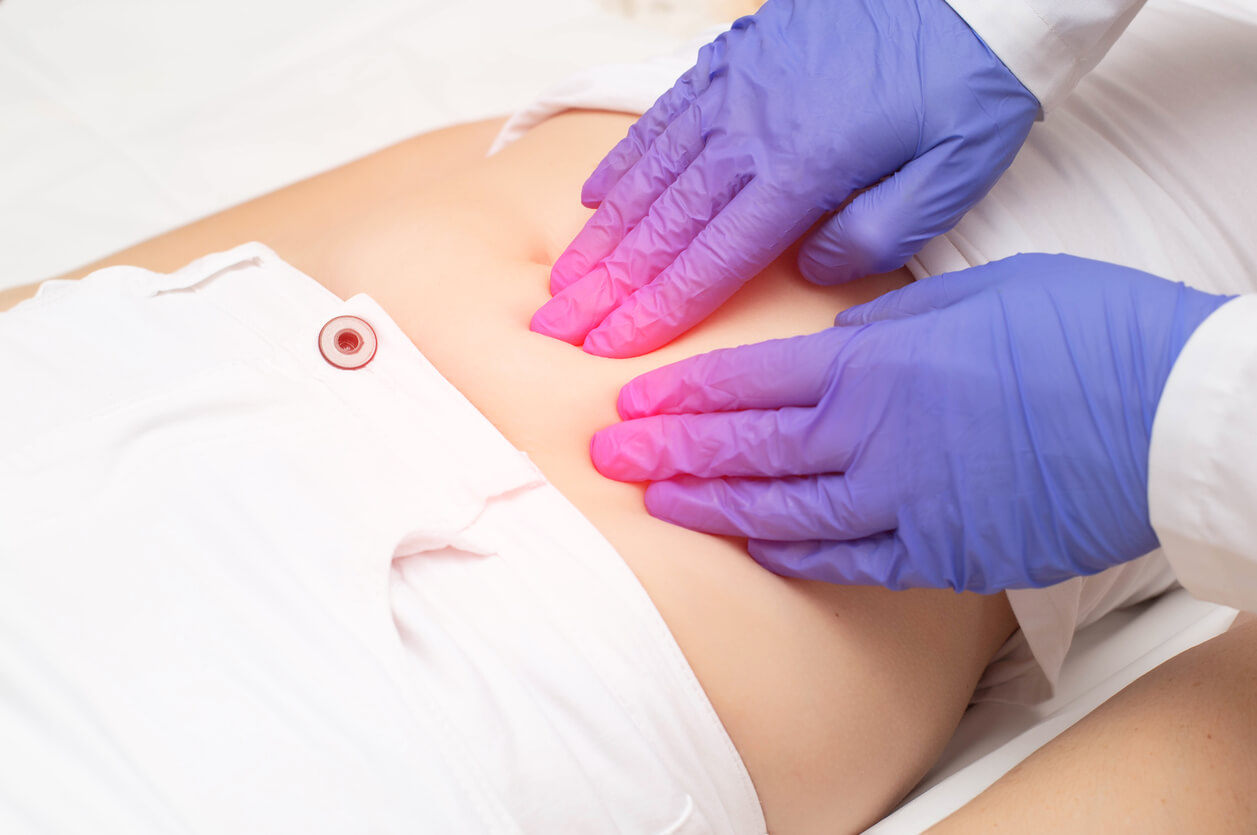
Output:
[590, 254, 1231, 593]
[531, 0, 1040, 358]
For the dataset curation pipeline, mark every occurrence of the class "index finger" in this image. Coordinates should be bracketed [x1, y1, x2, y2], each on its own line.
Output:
[616, 328, 847, 420]
[591, 403, 859, 481]
[582, 180, 823, 357]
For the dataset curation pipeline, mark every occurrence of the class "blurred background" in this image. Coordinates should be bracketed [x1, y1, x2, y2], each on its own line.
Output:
[0, 0, 746, 291]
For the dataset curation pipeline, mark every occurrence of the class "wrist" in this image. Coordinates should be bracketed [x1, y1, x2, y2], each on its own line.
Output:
[1164, 286, 1235, 385]
[1149, 295, 1257, 608]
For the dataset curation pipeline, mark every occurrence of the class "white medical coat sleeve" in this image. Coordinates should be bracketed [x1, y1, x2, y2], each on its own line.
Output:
[942, 0, 1147, 111]
[1149, 294, 1257, 613]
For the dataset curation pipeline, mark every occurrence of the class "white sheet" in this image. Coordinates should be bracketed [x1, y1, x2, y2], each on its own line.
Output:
[0, 244, 765, 833]
[0, 0, 706, 289]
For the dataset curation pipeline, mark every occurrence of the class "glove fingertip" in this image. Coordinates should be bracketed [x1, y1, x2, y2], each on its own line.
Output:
[833, 304, 873, 327]
[799, 178, 935, 287]
[798, 244, 860, 287]
[616, 379, 649, 420]
[747, 540, 821, 580]
[643, 478, 699, 526]
[581, 159, 623, 208]
[529, 298, 586, 346]
[583, 321, 645, 359]
[589, 427, 627, 480]
[580, 179, 608, 210]
[749, 539, 876, 586]
[549, 253, 586, 295]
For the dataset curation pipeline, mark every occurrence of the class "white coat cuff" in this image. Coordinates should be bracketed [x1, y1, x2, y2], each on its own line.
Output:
[942, 0, 1145, 112]
[1149, 295, 1257, 613]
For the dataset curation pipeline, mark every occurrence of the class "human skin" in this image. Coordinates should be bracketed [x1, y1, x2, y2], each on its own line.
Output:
[3, 112, 1018, 833]
[931, 613, 1257, 832]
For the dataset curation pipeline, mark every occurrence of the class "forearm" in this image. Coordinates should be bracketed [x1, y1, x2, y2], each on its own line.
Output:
[1149, 295, 1257, 612]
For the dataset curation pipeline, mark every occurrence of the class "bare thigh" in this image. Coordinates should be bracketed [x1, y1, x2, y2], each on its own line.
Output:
[932, 615, 1257, 833]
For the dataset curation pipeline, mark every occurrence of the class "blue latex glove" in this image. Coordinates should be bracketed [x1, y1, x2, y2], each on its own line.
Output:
[590, 254, 1232, 592]
[532, 0, 1040, 358]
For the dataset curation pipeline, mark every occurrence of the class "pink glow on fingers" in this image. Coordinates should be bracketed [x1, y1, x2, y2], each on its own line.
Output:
[550, 246, 594, 295]
[589, 428, 621, 479]
[590, 424, 649, 482]
[529, 296, 585, 345]
[615, 377, 654, 421]
[581, 325, 634, 358]
[614, 361, 695, 419]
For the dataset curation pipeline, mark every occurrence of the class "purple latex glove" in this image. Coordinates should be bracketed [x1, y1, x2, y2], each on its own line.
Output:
[532, 0, 1039, 358]
[590, 254, 1231, 592]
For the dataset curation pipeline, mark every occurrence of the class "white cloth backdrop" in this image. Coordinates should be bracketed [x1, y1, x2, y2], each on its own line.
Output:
[0, 0, 729, 290]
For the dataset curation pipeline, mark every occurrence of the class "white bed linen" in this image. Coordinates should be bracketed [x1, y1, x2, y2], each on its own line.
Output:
[0, 0, 709, 290]
[0, 243, 766, 834]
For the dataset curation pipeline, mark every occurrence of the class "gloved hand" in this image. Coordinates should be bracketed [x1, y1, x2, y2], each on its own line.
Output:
[532, 0, 1040, 358]
[590, 254, 1232, 592]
